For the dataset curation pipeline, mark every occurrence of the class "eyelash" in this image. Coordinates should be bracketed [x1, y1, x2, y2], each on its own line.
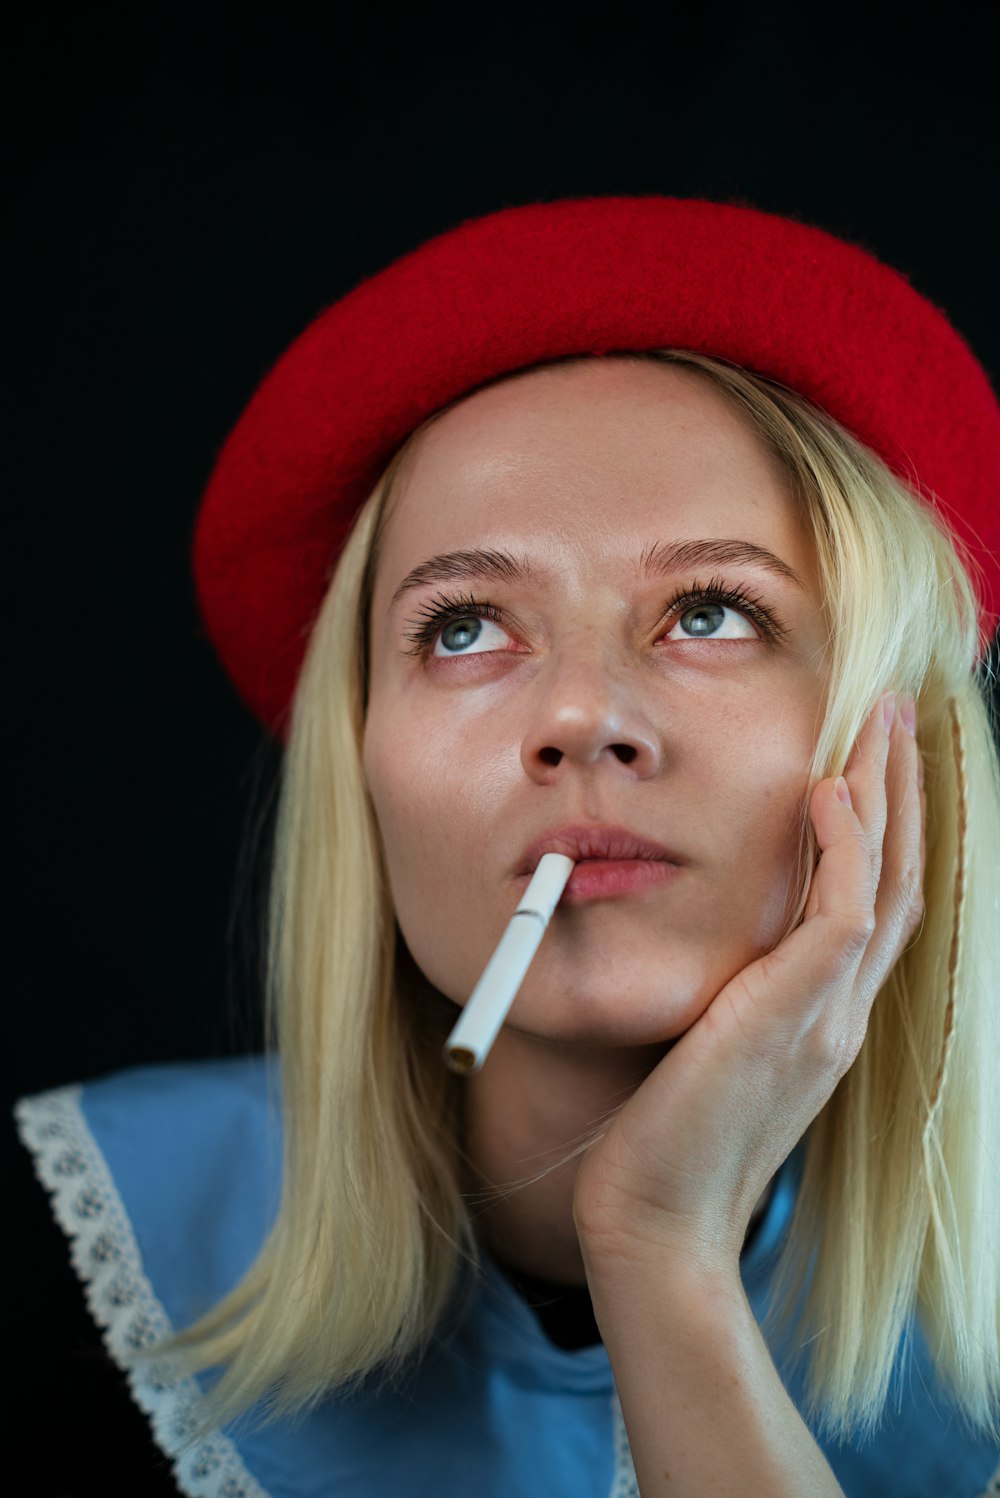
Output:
[402, 574, 789, 657]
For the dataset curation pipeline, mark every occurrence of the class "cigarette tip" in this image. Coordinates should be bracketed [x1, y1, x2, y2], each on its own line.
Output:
[444, 1045, 479, 1076]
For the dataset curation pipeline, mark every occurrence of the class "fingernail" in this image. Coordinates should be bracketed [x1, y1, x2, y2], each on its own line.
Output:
[900, 694, 917, 736]
[883, 692, 896, 732]
[835, 776, 853, 807]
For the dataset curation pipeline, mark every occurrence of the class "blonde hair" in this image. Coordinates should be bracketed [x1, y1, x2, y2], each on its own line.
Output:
[139, 350, 1000, 1450]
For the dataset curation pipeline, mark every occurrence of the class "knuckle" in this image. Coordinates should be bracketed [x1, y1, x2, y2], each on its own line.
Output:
[807, 1015, 865, 1078]
[899, 861, 923, 909]
[852, 819, 883, 865]
[871, 814, 889, 856]
[820, 912, 876, 968]
[874, 722, 892, 768]
[895, 857, 924, 923]
[842, 910, 877, 949]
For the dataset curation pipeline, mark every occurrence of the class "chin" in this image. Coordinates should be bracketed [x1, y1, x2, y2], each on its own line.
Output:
[507, 985, 709, 1052]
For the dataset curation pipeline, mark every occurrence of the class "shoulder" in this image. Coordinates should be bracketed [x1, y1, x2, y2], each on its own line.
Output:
[13, 1054, 281, 1324]
[15, 1053, 278, 1174]
[10, 1056, 282, 1498]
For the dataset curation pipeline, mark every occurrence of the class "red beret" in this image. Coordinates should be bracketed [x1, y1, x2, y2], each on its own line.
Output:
[193, 196, 1000, 734]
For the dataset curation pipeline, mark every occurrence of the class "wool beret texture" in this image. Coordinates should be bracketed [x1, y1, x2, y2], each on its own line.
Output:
[193, 196, 1000, 734]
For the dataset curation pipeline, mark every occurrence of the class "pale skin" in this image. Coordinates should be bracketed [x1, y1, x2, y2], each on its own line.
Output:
[362, 358, 925, 1494]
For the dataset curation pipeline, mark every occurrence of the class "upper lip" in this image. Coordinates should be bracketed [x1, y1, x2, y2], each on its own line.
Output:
[516, 823, 686, 877]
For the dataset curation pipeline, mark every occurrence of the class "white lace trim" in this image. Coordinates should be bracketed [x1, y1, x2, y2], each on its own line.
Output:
[14, 1085, 271, 1498]
[608, 1389, 639, 1497]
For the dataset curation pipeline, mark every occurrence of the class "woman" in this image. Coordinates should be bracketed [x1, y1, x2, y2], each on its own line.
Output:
[16, 197, 1000, 1496]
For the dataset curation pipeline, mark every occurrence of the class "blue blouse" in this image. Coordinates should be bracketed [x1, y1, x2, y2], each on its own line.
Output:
[14, 1055, 998, 1497]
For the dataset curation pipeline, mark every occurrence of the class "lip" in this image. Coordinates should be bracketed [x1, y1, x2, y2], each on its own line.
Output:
[559, 858, 684, 904]
[515, 823, 686, 879]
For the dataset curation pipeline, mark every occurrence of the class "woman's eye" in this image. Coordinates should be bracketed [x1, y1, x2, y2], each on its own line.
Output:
[665, 602, 758, 641]
[433, 614, 513, 657]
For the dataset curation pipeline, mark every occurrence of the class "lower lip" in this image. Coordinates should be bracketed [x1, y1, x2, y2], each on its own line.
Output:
[540, 858, 684, 905]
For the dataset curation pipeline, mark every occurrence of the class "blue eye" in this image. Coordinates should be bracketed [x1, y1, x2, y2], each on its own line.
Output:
[666, 601, 757, 641]
[434, 614, 512, 657]
[402, 576, 785, 661]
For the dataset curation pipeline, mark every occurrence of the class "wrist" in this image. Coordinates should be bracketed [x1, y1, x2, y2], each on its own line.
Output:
[581, 1249, 748, 1345]
[577, 1216, 745, 1293]
[580, 1250, 844, 1498]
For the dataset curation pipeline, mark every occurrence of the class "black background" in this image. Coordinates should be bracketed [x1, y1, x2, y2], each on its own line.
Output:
[5, 5, 999, 1491]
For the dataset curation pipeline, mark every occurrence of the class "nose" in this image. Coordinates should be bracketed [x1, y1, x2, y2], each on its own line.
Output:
[519, 639, 663, 785]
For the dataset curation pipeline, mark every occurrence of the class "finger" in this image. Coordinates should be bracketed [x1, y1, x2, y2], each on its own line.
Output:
[743, 775, 875, 1039]
[804, 774, 878, 943]
[857, 697, 925, 997]
[718, 772, 878, 1096]
[799, 692, 892, 927]
[840, 691, 894, 889]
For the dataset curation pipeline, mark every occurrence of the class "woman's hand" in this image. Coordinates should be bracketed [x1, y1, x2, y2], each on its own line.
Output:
[573, 690, 926, 1279]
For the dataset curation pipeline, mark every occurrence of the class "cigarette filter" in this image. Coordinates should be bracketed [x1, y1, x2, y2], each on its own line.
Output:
[443, 853, 575, 1074]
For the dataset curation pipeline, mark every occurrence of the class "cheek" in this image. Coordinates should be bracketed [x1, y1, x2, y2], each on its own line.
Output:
[363, 705, 524, 1003]
[721, 741, 812, 946]
[363, 710, 435, 872]
[363, 705, 496, 911]
[689, 701, 812, 902]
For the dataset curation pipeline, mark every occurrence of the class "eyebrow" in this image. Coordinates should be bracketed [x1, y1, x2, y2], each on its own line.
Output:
[638, 538, 804, 589]
[390, 538, 804, 608]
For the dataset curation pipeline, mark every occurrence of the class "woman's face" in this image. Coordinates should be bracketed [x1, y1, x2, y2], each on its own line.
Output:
[363, 359, 830, 1049]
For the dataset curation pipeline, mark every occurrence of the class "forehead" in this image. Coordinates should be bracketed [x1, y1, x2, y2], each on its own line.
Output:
[376, 358, 811, 583]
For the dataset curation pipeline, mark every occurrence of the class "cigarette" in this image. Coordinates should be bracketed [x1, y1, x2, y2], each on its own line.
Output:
[442, 853, 575, 1075]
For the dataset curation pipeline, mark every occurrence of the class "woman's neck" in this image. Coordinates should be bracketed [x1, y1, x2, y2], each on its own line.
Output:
[459, 1026, 671, 1285]
[459, 1022, 776, 1286]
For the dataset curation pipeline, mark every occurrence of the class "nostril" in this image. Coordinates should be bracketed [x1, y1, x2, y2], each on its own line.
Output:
[537, 743, 639, 767]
